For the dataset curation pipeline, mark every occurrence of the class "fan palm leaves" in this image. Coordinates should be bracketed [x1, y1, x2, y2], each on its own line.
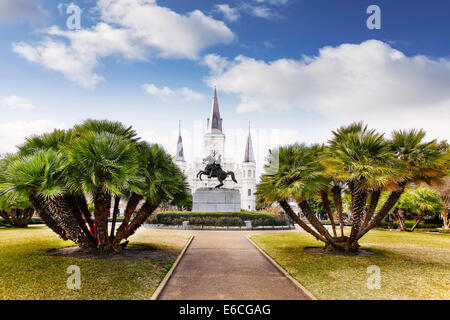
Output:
[257, 122, 449, 253]
[358, 129, 449, 238]
[114, 142, 188, 243]
[18, 129, 75, 156]
[0, 120, 189, 253]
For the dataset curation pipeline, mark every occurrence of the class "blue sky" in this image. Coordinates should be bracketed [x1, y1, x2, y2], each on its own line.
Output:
[0, 0, 449, 170]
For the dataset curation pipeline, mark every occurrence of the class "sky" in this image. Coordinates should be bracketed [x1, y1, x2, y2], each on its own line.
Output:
[0, 0, 449, 175]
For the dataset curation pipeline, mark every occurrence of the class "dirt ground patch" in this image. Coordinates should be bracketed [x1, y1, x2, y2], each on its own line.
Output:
[47, 245, 178, 260]
[304, 247, 374, 257]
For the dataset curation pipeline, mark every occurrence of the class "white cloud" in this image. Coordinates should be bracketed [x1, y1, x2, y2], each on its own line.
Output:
[214, 0, 288, 22]
[254, 0, 290, 5]
[205, 40, 450, 140]
[0, 120, 66, 154]
[215, 2, 280, 21]
[13, 0, 234, 87]
[215, 4, 240, 22]
[0, 96, 35, 110]
[0, 0, 45, 21]
[142, 84, 204, 102]
[243, 4, 277, 19]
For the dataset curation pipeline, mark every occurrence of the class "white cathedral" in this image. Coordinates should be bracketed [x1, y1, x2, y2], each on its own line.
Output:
[174, 88, 257, 211]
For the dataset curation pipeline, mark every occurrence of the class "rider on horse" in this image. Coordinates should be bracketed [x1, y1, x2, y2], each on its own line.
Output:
[197, 151, 237, 188]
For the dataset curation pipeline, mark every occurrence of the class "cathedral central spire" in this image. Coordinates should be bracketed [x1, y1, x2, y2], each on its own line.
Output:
[244, 122, 255, 163]
[207, 87, 223, 134]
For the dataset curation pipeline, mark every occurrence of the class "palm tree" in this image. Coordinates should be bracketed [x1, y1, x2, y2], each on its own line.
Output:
[0, 150, 91, 245]
[0, 155, 35, 228]
[0, 120, 189, 254]
[323, 122, 399, 250]
[257, 123, 449, 253]
[426, 176, 450, 229]
[114, 143, 189, 245]
[63, 131, 139, 251]
[256, 144, 335, 247]
[357, 129, 449, 238]
[395, 188, 445, 231]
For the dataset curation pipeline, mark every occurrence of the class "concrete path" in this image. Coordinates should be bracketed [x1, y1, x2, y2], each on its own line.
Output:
[157, 229, 311, 300]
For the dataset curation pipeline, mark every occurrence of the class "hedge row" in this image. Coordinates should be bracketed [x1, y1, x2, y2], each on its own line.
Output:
[379, 220, 443, 229]
[147, 212, 290, 227]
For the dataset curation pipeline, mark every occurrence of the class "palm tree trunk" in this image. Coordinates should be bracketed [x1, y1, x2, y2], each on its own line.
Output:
[120, 201, 158, 241]
[321, 190, 337, 237]
[113, 193, 143, 246]
[297, 200, 342, 250]
[348, 182, 368, 250]
[32, 193, 93, 248]
[410, 213, 423, 231]
[441, 209, 449, 229]
[9, 208, 34, 228]
[357, 182, 406, 240]
[363, 189, 381, 228]
[392, 208, 407, 231]
[93, 190, 111, 249]
[110, 195, 120, 238]
[21, 208, 34, 227]
[332, 186, 345, 237]
[64, 194, 96, 245]
[0, 210, 13, 226]
[74, 194, 95, 236]
[29, 194, 68, 240]
[279, 200, 326, 242]
[115, 193, 143, 234]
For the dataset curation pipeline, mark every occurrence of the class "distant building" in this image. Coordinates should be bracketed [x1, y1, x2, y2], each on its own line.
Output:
[175, 88, 257, 211]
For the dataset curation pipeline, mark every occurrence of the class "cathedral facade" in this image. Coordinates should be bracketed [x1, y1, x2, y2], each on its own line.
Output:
[174, 88, 257, 211]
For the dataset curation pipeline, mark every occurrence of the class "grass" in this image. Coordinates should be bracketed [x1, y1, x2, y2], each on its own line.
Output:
[0, 225, 189, 299]
[250, 229, 450, 300]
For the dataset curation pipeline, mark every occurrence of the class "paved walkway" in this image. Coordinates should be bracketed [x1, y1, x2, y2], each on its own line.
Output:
[157, 229, 311, 300]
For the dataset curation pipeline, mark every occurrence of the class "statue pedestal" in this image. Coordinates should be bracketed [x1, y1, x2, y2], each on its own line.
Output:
[192, 188, 241, 212]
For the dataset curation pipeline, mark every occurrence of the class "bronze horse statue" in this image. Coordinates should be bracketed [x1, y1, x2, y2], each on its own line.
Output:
[197, 162, 237, 188]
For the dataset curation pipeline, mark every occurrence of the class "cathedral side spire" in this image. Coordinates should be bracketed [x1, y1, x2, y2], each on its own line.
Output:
[207, 86, 223, 134]
[244, 122, 255, 163]
[176, 120, 185, 162]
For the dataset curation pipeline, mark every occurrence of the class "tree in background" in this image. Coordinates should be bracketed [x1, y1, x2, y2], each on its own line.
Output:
[257, 123, 449, 253]
[0, 120, 189, 253]
[425, 176, 450, 229]
[393, 188, 445, 231]
[0, 155, 34, 228]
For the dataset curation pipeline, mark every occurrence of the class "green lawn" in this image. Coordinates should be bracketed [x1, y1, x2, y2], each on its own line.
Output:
[0, 226, 189, 299]
[251, 229, 450, 300]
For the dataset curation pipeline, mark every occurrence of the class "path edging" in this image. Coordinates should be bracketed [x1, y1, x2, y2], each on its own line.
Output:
[247, 235, 318, 300]
[150, 235, 194, 300]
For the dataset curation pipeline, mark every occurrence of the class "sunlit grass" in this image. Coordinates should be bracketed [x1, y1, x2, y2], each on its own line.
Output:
[251, 229, 450, 300]
[0, 226, 189, 300]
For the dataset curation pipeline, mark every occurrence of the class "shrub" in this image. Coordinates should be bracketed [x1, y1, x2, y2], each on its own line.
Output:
[146, 212, 289, 227]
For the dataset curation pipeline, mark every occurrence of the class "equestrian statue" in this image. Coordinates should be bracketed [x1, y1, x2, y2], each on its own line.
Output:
[196, 151, 237, 188]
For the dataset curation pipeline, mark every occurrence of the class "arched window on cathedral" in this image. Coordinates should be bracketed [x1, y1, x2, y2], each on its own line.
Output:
[212, 116, 218, 128]
[243, 170, 245, 177]
[248, 189, 251, 196]
[248, 169, 251, 177]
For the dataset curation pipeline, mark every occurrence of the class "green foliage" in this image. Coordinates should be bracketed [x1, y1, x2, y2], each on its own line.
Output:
[396, 188, 445, 216]
[256, 122, 449, 249]
[324, 122, 401, 189]
[147, 212, 289, 227]
[63, 132, 139, 196]
[0, 119, 190, 250]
